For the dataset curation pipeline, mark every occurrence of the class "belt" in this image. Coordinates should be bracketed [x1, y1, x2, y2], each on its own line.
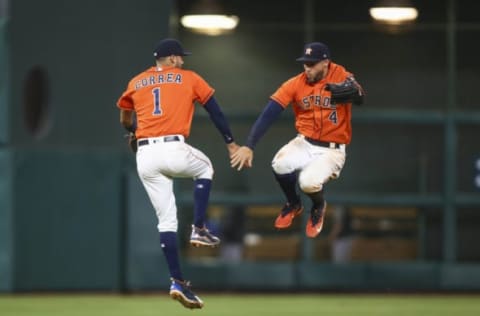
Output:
[138, 135, 181, 147]
[304, 137, 341, 149]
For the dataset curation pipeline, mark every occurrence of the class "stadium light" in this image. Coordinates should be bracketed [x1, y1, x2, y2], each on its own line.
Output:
[180, 0, 239, 36]
[370, 0, 418, 25]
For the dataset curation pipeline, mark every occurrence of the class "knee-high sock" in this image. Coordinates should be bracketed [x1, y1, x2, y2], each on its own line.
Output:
[306, 190, 325, 210]
[159, 232, 183, 281]
[193, 178, 212, 228]
[274, 171, 300, 205]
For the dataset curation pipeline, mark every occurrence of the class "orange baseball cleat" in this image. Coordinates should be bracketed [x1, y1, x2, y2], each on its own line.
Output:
[305, 201, 327, 238]
[274, 203, 303, 229]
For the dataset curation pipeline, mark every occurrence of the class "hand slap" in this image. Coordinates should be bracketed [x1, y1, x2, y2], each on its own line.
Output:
[230, 146, 253, 171]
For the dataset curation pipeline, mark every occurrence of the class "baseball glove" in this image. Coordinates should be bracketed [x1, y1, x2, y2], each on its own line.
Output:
[126, 132, 138, 153]
[326, 77, 365, 105]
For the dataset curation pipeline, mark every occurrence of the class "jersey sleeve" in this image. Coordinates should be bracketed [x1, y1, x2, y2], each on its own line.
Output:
[191, 71, 215, 105]
[117, 83, 135, 110]
[330, 63, 353, 82]
[270, 77, 297, 109]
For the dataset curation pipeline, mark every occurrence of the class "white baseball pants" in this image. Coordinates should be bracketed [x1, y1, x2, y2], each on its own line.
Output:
[135, 135, 214, 232]
[271, 134, 346, 193]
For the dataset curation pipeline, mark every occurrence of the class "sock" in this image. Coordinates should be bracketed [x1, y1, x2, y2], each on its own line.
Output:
[159, 232, 183, 281]
[193, 178, 212, 228]
[274, 171, 300, 205]
[306, 190, 325, 210]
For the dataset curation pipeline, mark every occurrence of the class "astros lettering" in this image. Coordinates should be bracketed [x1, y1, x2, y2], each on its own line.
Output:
[301, 94, 333, 109]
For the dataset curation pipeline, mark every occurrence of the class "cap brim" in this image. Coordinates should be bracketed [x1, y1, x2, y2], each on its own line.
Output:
[153, 51, 192, 58]
[296, 56, 322, 62]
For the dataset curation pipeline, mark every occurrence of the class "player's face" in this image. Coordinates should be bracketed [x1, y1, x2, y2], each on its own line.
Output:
[172, 55, 184, 68]
[303, 59, 329, 83]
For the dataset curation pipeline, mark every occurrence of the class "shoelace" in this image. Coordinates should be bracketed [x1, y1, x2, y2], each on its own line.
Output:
[193, 226, 205, 235]
[197, 227, 210, 236]
[281, 203, 300, 216]
[310, 209, 322, 225]
[179, 281, 198, 300]
[172, 278, 193, 289]
[202, 230, 214, 240]
[194, 227, 217, 241]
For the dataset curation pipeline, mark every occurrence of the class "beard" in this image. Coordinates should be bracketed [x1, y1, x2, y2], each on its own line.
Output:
[307, 74, 321, 84]
[306, 69, 326, 84]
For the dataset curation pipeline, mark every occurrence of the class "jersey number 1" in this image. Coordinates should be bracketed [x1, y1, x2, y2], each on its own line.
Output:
[152, 88, 162, 115]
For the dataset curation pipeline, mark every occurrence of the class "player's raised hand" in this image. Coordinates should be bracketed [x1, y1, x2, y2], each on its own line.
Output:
[226, 142, 240, 158]
[230, 146, 253, 171]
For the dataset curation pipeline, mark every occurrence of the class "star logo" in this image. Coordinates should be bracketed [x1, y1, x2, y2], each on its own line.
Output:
[305, 48, 312, 55]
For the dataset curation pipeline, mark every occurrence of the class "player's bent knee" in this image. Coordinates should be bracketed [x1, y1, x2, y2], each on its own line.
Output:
[300, 183, 323, 193]
[194, 163, 214, 180]
[197, 168, 214, 180]
[158, 222, 178, 232]
[271, 160, 294, 175]
[299, 176, 323, 193]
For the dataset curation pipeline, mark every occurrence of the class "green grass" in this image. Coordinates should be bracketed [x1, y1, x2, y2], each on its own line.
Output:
[1, 293, 480, 316]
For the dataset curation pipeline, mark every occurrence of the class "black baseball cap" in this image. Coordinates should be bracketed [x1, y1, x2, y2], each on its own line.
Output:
[296, 42, 331, 63]
[153, 38, 192, 58]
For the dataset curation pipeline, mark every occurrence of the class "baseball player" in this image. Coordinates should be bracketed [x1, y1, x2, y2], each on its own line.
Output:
[231, 42, 364, 238]
[117, 38, 239, 309]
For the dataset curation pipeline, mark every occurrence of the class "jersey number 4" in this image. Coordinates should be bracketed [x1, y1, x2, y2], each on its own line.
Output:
[152, 88, 163, 115]
[328, 109, 338, 124]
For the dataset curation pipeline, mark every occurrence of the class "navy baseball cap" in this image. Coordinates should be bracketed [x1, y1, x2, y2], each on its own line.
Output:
[296, 42, 331, 63]
[153, 38, 192, 58]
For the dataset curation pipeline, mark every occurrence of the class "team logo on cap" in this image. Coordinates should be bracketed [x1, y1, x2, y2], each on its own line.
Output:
[306, 48, 312, 55]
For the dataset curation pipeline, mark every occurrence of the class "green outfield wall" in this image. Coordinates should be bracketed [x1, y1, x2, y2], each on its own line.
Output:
[0, 150, 13, 291]
[0, 0, 172, 291]
[0, 17, 7, 145]
[12, 149, 124, 291]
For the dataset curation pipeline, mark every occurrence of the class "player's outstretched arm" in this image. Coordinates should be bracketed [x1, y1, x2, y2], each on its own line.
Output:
[231, 146, 253, 171]
[227, 142, 240, 158]
[230, 100, 283, 171]
[203, 96, 236, 144]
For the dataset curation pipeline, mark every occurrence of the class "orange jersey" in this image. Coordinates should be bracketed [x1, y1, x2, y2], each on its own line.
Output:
[271, 62, 354, 144]
[117, 66, 214, 139]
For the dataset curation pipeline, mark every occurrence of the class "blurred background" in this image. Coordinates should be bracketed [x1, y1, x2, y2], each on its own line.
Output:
[0, 0, 479, 293]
